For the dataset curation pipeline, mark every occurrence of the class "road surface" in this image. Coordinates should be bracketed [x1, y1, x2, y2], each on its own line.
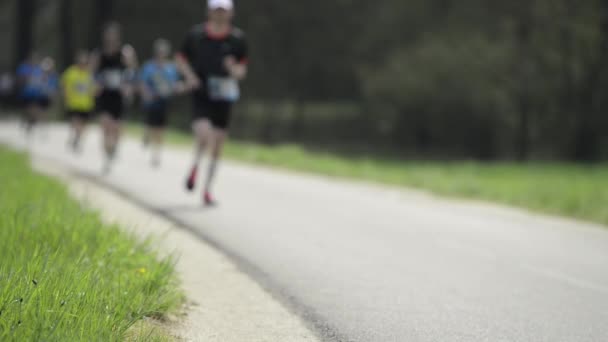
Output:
[1, 122, 607, 342]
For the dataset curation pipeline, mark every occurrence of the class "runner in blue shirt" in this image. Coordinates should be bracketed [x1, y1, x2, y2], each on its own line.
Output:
[139, 38, 185, 167]
[16, 54, 58, 136]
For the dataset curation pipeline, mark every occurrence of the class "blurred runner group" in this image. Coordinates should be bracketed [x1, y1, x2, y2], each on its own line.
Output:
[2, 0, 248, 206]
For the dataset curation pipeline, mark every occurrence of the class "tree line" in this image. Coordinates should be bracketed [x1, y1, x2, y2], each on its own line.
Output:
[6, 0, 608, 160]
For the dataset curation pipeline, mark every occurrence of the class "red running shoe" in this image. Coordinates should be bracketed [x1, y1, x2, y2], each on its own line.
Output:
[204, 191, 217, 207]
[186, 166, 198, 192]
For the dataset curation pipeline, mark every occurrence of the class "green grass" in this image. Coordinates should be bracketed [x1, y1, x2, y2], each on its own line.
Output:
[128, 124, 608, 226]
[0, 147, 182, 341]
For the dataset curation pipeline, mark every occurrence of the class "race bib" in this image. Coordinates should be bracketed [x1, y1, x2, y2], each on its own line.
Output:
[75, 82, 91, 94]
[153, 73, 173, 98]
[208, 77, 240, 102]
[103, 70, 123, 90]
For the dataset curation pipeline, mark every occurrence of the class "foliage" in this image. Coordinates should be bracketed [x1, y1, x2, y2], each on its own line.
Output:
[5, 0, 608, 160]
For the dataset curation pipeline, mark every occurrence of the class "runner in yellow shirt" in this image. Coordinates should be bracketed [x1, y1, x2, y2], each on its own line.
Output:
[61, 50, 96, 153]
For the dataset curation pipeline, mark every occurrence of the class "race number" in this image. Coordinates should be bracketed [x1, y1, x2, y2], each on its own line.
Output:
[208, 77, 240, 102]
[103, 69, 123, 90]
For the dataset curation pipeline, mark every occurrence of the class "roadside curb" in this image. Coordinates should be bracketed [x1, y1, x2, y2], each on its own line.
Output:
[32, 158, 321, 342]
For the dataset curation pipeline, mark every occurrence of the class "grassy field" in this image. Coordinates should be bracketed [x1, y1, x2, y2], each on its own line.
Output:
[128, 124, 608, 226]
[0, 147, 182, 341]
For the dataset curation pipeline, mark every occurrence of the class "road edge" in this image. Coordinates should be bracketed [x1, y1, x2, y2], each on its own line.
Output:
[31, 157, 322, 342]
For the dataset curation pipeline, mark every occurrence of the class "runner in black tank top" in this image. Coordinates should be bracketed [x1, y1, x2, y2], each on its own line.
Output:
[92, 22, 137, 174]
[96, 50, 126, 119]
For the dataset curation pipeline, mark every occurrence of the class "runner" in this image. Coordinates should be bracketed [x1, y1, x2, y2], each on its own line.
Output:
[16, 54, 59, 137]
[61, 50, 96, 153]
[177, 0, 248, 206]
[16, 53, 46, 136]
[140, 38, 185, 167]
[91, 22, 138, 173]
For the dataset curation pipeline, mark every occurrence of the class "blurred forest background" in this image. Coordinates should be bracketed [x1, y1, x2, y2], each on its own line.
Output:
[2, 0, 608, 161]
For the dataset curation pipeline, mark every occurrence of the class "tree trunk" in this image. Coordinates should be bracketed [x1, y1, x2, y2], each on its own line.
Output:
[558, 1, 576, 158]
[60, 0, 73, 69]
[14, 0, 36, 68]
[573, 0, 608, 161]
[515, 7, 533, 161]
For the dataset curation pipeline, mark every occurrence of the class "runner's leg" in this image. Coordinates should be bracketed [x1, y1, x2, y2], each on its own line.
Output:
[113, 119, 122, 155]
[186, 118, 212, 190]
[75, 116, 87, 149]
[70, 115, 86, 152]
[193, 118, 212, 165]
[101, 113, 122, 173]
[100, 113, 113, 156]
[143, 125, 151, 147]
[24, 105, 35, 136]
[150, 127, 164, 167]
[25, 104, 41, 138]
[204, 129, 226, 197]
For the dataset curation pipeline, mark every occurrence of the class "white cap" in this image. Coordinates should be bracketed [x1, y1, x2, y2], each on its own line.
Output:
[208, 0, 234, 10]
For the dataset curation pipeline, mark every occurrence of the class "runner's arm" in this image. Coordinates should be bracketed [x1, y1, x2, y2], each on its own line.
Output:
[122, 45, 139, 70]
[223, 56, 247, 81]
[175, 54, 200, 90]
[169, 65, 188, 95]
[224, 35, 248, 81]
[138, 67, 156, 102]
[176, 31, 201, 90]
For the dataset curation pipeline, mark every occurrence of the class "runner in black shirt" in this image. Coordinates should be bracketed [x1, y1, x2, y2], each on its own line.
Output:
[177, 0, 248, 206]
[91, 22, 138, 174]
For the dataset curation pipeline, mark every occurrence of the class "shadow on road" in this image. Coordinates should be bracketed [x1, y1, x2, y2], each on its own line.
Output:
[155, 204, 216, 215]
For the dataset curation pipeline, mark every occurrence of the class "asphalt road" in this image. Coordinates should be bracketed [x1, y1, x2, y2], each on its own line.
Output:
[1, 122, 607, 342]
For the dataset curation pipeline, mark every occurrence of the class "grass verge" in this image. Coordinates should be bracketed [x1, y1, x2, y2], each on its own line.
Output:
[128, 124, 608, 226]
[0, 146, 182, 341]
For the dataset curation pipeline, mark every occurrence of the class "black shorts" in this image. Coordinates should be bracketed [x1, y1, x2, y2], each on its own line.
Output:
[67, 110, 92, 121]
[96, 91, 124, 120]
[145, 100, 169, 128]
[22, 97, 50, 109]
[192, 96, 232, 130]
